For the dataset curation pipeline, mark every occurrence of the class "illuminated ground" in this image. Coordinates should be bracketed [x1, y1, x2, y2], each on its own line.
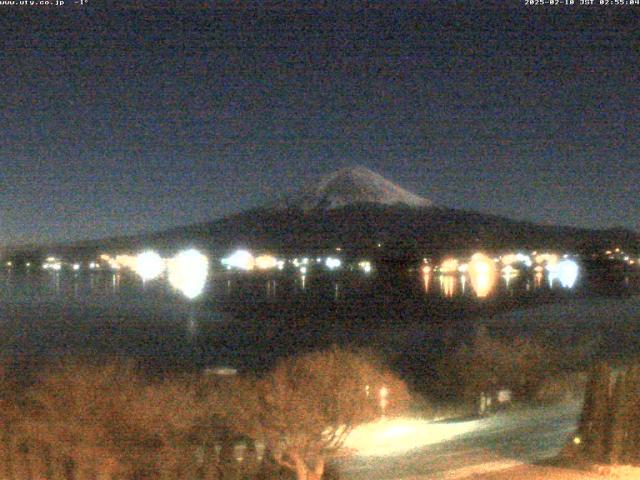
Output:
[464, 465, 640, 479]
[442, 465, 602, 479]
[336, 401, 582, 479]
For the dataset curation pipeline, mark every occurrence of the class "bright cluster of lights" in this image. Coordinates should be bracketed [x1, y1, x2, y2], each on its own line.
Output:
[501, 264, 518, 287]
[420, 250, 583, 297]
[167, 249, 209, 299]
[103, 249, 212, 299]
[604, 247, 639, 266]
[254, 254, 278, 270]
[325, 257, 342, 270]
[535, 253, 559, 266]
[439, 258, 459, 274]
[547, 259, 579, 288]
[134, 251, 165, 281]
[358, 261, 372, 274]
[501, 264, 518, 278]
[42, 256, 62, 271]
[99, 254, 122, 271]
[219, 250, 376, 273]
[292, 257, 310, 268]
[502, 252, 533, 268]
[221, 249, 255, 271]
[468, 252, 497, 298]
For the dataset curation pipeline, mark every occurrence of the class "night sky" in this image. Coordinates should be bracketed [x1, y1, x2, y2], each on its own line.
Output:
[1, 2, 639, 246]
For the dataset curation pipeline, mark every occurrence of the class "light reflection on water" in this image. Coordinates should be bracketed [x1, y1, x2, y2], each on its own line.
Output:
[422, 272, 431, 293]
[439, 275, 456, 298]
[0, 263, 634, 375]
[0, 266, 579, 307]
[534, 271, 543, 289]
[468, 253, 497, 298]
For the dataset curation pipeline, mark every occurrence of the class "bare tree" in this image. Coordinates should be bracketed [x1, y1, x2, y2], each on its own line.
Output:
[22, 359, 220, 480]
[22, 359, 142, 480]
[0, 362, 21, 480]
[223, 347, 410, 480]
[120, 374, 209, 480]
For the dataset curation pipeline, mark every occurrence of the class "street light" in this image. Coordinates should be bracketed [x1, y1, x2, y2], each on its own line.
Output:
[380, 386, 389, 417]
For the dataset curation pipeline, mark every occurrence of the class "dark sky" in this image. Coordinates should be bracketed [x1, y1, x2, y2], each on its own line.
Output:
[1, 1, 639, 246]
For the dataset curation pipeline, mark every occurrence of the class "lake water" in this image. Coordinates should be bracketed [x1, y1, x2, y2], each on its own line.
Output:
[0, 266, 637, 379]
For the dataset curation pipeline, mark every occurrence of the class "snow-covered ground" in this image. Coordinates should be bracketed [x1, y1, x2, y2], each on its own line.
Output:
[337, 402, 582, 479]
[293, 166, 432, 210]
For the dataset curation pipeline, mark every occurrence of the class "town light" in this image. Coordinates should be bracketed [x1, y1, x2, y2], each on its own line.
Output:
[325, 257, 341, 270]
[255, 254, 278, 270]
[516, 253, 532, 267]
[135, 250, 165, 282]
[43, 257, 62, 271]
[548, 259, 579, 288]
[111, 254, 136, 271]
[221, 249, 255, 271]
[501, 254, 516, 265]
[439, 258, 458, 274]
[535, 253, 558, 266]
[358, 261, 372, 273]
[167, 249, 209, 299]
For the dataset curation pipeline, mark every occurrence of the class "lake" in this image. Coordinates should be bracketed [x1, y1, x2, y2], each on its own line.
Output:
[0, 265, 637, 381]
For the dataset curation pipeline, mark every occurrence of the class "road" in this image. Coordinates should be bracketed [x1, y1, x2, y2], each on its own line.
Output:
[335, 401, 582, 479]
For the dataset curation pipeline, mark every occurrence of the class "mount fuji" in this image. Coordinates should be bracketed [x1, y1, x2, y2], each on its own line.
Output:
[284, 166, 431, 210]
[10, 167, 637, 260]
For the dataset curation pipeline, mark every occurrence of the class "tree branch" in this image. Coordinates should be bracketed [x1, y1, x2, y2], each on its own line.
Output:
[272, 451, 296, 472]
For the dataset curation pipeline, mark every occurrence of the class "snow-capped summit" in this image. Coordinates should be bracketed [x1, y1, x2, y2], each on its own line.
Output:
[290, 166, 431, 210]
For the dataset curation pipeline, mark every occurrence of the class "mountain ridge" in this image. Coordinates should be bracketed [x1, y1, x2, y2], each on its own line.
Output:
[3, 167, 638, 258]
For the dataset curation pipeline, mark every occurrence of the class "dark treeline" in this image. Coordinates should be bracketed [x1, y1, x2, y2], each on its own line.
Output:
[577, 362, 640, 465]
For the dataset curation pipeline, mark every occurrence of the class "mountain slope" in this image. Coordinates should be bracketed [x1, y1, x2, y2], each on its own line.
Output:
[7, 168, 638, 260]
[284, 166, 431, 210]
[136, 204, 638, 258]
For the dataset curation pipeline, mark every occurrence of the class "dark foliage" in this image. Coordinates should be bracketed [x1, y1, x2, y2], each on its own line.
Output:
[577, 362, 640, 465]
